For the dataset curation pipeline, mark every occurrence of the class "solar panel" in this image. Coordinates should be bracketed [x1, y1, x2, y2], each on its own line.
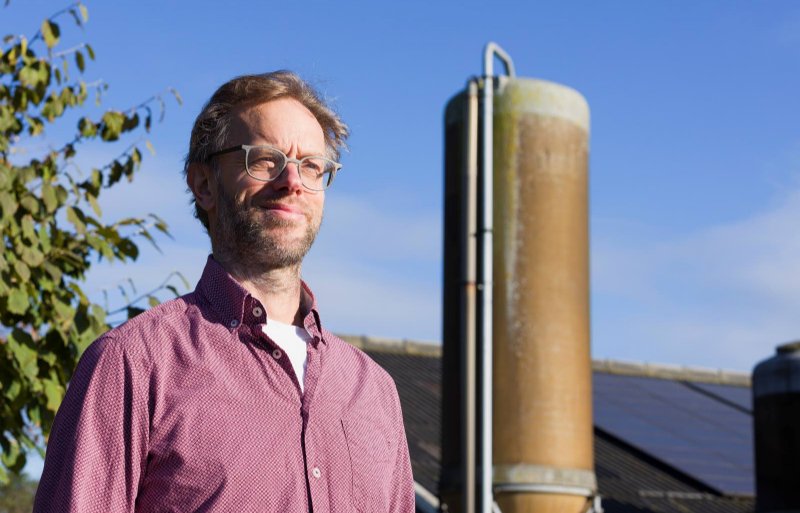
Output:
[687, 381, 752, 412]
[593, 372, 754, 496]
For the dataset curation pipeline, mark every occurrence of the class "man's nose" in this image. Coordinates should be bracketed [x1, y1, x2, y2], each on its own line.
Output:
[272, 161, 304, 192]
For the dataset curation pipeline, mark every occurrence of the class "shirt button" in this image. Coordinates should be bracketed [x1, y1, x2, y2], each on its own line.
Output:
[272, 349, 282, 359]
[252, 306, 263, 317]
[229, 319, 239, 328]
[311, 467, 321, 479]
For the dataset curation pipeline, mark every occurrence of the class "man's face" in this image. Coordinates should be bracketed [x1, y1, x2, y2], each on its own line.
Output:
[209, 98, 327, 270]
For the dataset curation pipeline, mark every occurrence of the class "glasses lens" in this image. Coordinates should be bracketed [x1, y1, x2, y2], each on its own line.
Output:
[299, 157, 337, 190]
[246, 147, 285, 180]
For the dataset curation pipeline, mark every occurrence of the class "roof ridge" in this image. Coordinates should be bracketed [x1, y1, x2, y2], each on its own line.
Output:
[337, 334, 751, 386]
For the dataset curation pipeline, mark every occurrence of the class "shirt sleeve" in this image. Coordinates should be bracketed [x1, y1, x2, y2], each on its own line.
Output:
[388, 384, 416, 513]
[33, 336, 150, 513]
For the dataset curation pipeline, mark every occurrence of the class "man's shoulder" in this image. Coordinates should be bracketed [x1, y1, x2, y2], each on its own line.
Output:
[91, 292, 202, 359]
[111, 292, 198, 334]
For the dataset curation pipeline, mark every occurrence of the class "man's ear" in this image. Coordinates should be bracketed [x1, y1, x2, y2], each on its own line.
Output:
[187, 162, 216, 213]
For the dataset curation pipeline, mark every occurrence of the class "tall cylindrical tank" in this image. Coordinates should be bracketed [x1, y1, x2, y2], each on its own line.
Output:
[441, 87, 472, 512]
[753, 341, 800, 513]
[491, 78, 594, 513]
[441, 76, 594, 513]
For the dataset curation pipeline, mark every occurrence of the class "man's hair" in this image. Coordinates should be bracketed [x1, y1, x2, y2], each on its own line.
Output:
[184, 70, 350, 230]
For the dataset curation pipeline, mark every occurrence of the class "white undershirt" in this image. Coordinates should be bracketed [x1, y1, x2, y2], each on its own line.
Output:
[262, 320, 311, 392]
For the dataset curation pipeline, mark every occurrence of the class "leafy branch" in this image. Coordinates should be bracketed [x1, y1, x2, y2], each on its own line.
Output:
[0, 2, 184, 483]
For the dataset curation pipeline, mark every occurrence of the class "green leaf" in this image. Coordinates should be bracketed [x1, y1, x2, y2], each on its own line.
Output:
[43, 261, 62, 282]
[21, 246, 44, 267]
[7, 288, 28, 315]
[19, 63, 42, 87]
[43, 379, 66, 412]
[117, 238, 139, 259]
[0, 191, 18, 220]
[38, 225, 52, 252]
[8, 329, 37, 379]
[100, 111, 125, 141]
[79, 4, 89, 22]
[87, 193, 102, 217]
[66, 206, 86, 234]
[55, 184, 68, 205]
[13, 260, 30, 282]
[54, 299, 74, 324]
[78, 116, 96, 137]
[27, 405, 41, 427]
[149, 213, 170, 236]
[91, 304, 106, 328]
[20, 195, 39, 213]
[3, 380, 21, 401]
[147, 296, 159, 308]
[41, 183, 58, 212]
[21, 215, 36, 240]
[85, 43, 95, 60]
[0, 438, 21, 470]
[41, 20, 60, 49]
[75, 51, 85, 73]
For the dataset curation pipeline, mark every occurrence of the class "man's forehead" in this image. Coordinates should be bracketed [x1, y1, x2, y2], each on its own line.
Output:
[227, 98, 324, 146]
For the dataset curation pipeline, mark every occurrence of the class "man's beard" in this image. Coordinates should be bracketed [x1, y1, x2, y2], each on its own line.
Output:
[212, 184, 321, 271]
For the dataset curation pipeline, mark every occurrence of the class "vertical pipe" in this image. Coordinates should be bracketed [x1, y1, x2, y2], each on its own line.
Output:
[481, 42, 515, 513]
[479, 67, 495, 513]
[463, 79, 479, 513]
[440, 81, 480, 512]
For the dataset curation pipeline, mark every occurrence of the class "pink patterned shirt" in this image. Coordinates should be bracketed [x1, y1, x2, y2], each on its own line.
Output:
[34, 257, 415, 512]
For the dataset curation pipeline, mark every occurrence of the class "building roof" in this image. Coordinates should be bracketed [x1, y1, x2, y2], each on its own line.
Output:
[340, 335, 756, 513]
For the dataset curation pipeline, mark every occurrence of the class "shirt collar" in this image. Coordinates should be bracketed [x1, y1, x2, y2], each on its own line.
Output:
[196, 255, 326, 344]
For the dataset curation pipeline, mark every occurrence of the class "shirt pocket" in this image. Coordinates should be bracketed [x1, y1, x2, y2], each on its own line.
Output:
[342, 416, 397, 512]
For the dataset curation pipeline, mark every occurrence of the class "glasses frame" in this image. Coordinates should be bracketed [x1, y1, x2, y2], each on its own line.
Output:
[206, 144, 342, 191]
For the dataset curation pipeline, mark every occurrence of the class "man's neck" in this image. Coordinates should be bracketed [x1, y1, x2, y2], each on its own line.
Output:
[214, 255, 305, 326]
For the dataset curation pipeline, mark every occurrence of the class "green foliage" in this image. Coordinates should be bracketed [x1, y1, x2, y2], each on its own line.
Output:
[0, 3, 180, 482]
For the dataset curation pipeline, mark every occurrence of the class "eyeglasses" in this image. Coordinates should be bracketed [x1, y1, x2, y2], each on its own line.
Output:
[207, 144, 341, 191]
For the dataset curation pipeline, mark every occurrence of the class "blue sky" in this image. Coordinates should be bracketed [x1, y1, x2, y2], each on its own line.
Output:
[5, 0, 800, 380]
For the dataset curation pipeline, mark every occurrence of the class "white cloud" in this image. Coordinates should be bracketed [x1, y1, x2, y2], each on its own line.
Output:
[592, 187, 800, 371]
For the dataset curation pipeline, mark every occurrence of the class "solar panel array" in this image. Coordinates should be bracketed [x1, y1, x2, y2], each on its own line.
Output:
[593, 372, 753, 496]
[689, 381, 752, 412]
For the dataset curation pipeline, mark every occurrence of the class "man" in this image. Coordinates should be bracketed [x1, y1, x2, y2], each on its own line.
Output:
[34, 71, 415, 512]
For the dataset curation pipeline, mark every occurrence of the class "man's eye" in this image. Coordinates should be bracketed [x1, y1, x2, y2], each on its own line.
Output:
[302, 160, 323, 173]
[249, 158, 278, 171]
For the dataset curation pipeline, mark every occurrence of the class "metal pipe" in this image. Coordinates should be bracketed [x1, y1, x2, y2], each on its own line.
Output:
[463, 79, 480, 513]
[480, 41, 514, 513]
[484, 42, 516, 79]
[480, 53, 494, 513]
